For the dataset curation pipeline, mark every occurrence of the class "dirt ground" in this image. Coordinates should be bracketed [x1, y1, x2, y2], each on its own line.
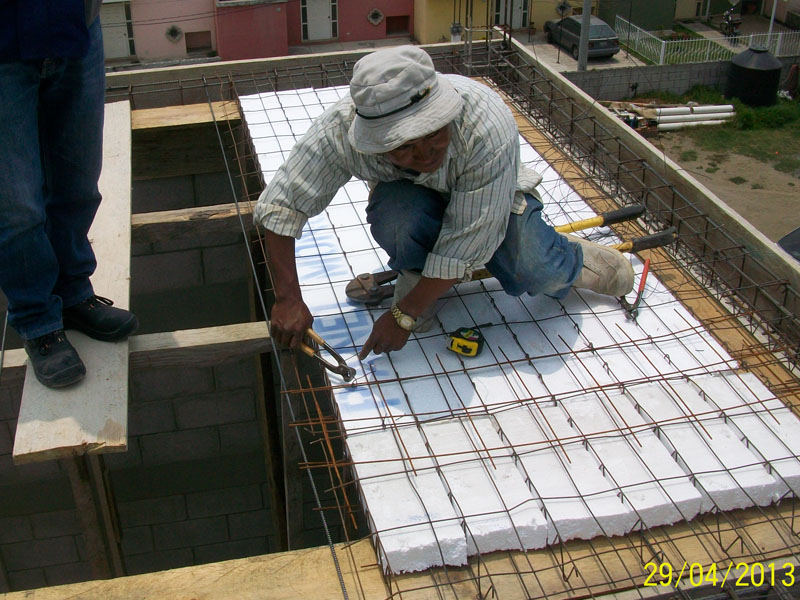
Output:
[648, 132, 800, 242]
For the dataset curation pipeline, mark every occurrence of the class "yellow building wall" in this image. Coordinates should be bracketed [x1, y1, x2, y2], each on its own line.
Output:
[674, 0, 701, 19]
[414, 0, 492, 45]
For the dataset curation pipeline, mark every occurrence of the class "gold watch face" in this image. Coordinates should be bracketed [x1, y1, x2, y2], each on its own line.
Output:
[399, 315, 416, 330]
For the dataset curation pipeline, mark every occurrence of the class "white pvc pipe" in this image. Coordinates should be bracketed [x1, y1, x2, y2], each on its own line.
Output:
[655, 105, 735, 116]
[657, 120, 728, 130]
[657, 112, 735, 123]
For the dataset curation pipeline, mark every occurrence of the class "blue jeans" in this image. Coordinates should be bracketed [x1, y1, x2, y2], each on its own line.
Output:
[0, 20, 104, 340]
[366, 179, 583, 299]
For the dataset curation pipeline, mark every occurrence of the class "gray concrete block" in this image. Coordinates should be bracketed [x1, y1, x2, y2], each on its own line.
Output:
[0, 516, 33, 543]
[102, 437, 142, 470]
[186, 484, 263, 519]
[152, 516, 228, 550]
[173, 389, 255, 430]
[202, 244, 249, 284]
[131, 250, 203, 295]
[129, 400, 176, 436]
[193, 172, 234, 208]
[228, 509, 273, 540]
[219, 422, 263, 455]
[132, 366, 214, 402]
[110, 452, 266, 503]
[30, 510, 81, 539]
[120, 526, 154, 556]
[124, 548, 193, 576]
[152, 231, 241, 254]
[1, 536, 79, 571]
[0, 478, 73, 515]
[7, 568, 46, 592]
[213, 357, 258, 390]
[117, 495, 186, 528]
[0, 421, 12, 454]
[193, 537, 268, 565]
[132, 175, 194, 213]
[44, 561, 92, 587]
[0, 388, 18, 420]
[139, 428, 220, 465]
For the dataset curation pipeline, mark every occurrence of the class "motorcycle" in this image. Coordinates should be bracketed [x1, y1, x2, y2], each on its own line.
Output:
[721, 7, 742, 44]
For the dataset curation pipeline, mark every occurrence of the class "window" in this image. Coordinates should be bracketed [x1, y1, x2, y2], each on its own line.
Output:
[386, 15, 410, 36]
[185, 31, 212, 54]
[696, 1, 702, 17]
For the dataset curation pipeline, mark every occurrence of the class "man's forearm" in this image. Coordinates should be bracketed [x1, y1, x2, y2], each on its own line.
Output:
[264, 230, 302, 301]
[395, 276, 458, 318]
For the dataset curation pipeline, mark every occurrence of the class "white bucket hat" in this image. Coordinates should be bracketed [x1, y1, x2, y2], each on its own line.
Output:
[348, 46, 463, 154]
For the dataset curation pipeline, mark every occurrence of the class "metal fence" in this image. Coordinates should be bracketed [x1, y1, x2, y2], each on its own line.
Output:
[616, 15, 800, 65]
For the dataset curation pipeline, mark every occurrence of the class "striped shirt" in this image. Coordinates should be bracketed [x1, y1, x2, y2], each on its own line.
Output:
[254, 75, 543, 281]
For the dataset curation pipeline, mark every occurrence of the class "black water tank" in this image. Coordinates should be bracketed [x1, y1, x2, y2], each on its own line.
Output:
[725, 45, 783, 106]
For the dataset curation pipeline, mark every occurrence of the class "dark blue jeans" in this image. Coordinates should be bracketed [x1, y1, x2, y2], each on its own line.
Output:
[0, 20, 104, 340]
[366, 179, 582, 298]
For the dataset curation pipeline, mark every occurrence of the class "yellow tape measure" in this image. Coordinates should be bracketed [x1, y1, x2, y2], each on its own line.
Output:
[447, 326, 485, 357]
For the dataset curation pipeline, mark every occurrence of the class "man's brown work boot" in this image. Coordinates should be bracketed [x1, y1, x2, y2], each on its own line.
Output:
[393, 270, 437, 333]
[566, 235, 635, 297]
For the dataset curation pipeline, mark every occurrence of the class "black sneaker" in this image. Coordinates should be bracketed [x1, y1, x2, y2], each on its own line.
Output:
[23, 330, 86, 388]
[63, 295, 139, 342]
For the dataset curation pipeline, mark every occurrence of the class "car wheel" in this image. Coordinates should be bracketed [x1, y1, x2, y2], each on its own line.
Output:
[572, 45, 579, 60]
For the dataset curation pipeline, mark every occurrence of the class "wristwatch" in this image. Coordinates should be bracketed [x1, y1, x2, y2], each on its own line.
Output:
[391, 304, 417, 331]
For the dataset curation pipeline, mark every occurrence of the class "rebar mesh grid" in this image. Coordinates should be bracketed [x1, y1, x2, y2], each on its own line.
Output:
[110, 43, 800, 599]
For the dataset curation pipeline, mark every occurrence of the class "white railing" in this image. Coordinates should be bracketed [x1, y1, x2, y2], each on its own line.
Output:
[615, 16, 800, 65]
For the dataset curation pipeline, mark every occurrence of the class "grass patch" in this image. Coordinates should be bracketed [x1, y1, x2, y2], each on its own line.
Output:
[729, 176, 747, 184]
[706, 167, 720, 173]
[680, 150, 698, 161]
[751, 183, 764, 189]
[775, 157, 800, 173]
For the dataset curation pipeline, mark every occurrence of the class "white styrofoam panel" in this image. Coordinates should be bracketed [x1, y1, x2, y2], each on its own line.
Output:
[422, 417, 548, 554]
[348, 426, 468, 572]
[242, 86, 800, 573]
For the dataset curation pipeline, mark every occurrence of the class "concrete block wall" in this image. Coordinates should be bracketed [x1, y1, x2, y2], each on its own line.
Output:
[108, 355, 277, 576]
[0, 383, 91, 592]
[130, 171, 251, 335]
[565, 56, 800, 101]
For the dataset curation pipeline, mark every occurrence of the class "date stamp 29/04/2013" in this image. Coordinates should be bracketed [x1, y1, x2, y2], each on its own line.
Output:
[644, 561, 795, 589]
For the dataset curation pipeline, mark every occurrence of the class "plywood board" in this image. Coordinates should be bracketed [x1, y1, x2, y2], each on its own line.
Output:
[13, 101, 132, 464]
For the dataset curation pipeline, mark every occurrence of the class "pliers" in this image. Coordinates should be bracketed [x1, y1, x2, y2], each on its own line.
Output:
[299, 328, 356, 382]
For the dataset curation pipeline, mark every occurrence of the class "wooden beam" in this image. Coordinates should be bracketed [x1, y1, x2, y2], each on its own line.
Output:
[0, 538, 388, 600]
[131, 100, 239, 131]
[128, 321, 272, 369]
[131, 202, 254, 245]
[12, 101, 133, 465]
[2, 321, 272, 381]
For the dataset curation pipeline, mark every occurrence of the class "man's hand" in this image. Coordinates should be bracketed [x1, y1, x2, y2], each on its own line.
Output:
[270, 297, 313, 351]
[358, 311, 411, 359]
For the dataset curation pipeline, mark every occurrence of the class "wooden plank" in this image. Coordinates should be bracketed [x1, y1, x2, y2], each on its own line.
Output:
[12, 101, 132, 465]
[0, 538, 388, 600]
[128, 321, 272, 369]
[130, 100, 239, 131]
[131, 202, 254, 245]
[3, 321, 272, 379]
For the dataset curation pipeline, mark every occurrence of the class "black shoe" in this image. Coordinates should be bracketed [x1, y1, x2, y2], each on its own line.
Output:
[63, 295, 139, 342]
[24, 330, 86, 388]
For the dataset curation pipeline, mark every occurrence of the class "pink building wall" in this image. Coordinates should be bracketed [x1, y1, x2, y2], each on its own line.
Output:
[131, 0, 216, 60]
[286, 0, 414, 47]
[215, 3, 289, 60]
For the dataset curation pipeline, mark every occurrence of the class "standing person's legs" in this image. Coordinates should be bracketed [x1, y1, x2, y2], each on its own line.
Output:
[38, 19, 105, 309]
[0, 62, 64, 340]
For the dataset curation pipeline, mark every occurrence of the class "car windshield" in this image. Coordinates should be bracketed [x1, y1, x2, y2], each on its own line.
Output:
[589, 24, 615, 37]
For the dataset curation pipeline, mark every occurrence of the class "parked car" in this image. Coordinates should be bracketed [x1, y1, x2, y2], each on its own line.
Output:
[778, 226, 800, 263]
[544, 15, 620, 60]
